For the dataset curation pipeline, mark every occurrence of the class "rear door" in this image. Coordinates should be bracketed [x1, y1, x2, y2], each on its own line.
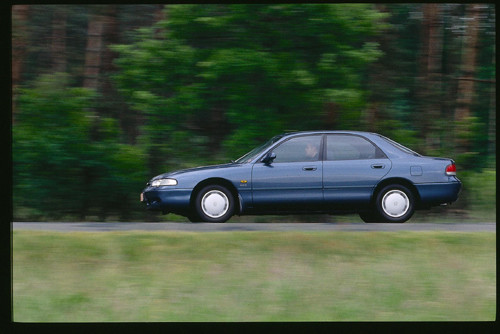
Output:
[323, 134, 391, 208]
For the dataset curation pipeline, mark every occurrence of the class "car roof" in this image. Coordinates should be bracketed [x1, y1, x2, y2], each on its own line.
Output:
[281, 130, 377, 137]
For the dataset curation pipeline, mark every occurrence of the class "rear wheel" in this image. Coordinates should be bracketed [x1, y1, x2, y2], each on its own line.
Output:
[195, 185, 234, 223]
[375, 184, 415, 223]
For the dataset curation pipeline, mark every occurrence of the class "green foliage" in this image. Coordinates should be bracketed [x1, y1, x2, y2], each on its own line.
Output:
[113, 4, 387, 171]
[13, 74, 146, 220]
[455, 116, 483, 169]
[456, 169, 496, 220]
[466, 170, 496, 216]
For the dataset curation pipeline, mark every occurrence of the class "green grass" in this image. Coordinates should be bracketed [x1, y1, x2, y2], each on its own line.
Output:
[13, 231, 496, 322]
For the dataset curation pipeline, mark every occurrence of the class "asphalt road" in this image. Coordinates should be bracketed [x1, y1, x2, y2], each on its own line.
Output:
[12, 222, 496, 232]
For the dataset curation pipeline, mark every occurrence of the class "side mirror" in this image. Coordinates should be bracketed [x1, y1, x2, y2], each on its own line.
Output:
[262, 152, 277, 165]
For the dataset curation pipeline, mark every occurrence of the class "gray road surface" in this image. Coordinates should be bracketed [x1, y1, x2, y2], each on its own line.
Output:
[12, 222, 496, 232]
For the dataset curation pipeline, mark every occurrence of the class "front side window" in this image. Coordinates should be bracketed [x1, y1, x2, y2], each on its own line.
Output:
[326, 135, 385, 161]
[272, 135, 322, 163]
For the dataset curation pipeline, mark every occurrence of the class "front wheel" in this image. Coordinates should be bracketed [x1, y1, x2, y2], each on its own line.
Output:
[195, 185, 234, 223]
[374, 184, 415, 223]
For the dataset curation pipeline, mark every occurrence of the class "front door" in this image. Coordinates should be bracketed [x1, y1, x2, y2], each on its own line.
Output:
[251, 135, 323, 211]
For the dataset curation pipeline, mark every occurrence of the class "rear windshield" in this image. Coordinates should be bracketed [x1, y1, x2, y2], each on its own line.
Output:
[377, 135, 421, 156]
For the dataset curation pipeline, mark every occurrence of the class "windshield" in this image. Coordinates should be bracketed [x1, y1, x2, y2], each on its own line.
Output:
[234, 135, 284, 163]
[377, 135, 421, 156]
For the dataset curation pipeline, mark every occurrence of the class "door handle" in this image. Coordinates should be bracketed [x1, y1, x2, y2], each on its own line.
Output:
[371, 164, 385, 169]
[303, 166, 317, 171]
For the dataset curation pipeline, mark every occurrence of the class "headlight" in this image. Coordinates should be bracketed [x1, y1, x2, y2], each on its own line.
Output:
[151, 178, 178, 187]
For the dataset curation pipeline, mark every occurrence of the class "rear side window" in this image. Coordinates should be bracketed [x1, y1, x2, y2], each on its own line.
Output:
[326, 135, 386, 161]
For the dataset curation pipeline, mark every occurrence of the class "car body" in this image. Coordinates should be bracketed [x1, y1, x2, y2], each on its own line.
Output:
[141, 131, 461, 223]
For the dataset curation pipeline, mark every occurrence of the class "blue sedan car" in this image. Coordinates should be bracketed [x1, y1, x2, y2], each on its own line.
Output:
[141, 131, 461, 223]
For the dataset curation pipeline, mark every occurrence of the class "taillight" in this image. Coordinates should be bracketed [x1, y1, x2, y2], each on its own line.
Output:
[445, 164, 457, 176]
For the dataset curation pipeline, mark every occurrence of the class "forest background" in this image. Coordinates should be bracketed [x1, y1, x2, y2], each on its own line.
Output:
[11, 4, 496, 222]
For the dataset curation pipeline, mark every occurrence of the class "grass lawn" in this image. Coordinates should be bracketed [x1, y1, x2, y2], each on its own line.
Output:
[12, 230, 496, 322]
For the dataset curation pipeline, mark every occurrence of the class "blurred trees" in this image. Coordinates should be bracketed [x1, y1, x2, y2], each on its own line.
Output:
[13, 74, 146, 220]
[363, 3, 495, 169]
[12, 4, 496, 221]
[12, 5, 158, 220]
[113, 5, 383, 175]
[112, 4, 388, 176]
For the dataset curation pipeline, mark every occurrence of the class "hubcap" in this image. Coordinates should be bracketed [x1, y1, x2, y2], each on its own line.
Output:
[381, 190, 409, 218]
[201, 190, 229, 219]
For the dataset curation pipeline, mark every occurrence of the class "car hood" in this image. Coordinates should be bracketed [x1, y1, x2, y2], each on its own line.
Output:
[153, 163, 239, 180]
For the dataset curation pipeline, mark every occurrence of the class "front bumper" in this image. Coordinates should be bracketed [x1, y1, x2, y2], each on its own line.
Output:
[141, 187, 192, 214]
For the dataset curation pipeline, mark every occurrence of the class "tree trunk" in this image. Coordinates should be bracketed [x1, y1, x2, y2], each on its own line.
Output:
[487, 46, 495, 160]
[418, 3, 443, 152]
[154, 4, 166, 38]
[364, 4, 389, 132]
[101, 5, 118, 77]
[83, 13, 105, 90]
[12, 5, 30, 122]
[421, 4, 443, 75]
[454, 4, 481, 154]
[100, 5, 119, 116]
[51, 8, 67, 73]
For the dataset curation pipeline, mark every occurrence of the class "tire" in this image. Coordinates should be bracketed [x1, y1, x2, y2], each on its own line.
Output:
[195, 185, 234, 223]
[375, 184, 415, 223]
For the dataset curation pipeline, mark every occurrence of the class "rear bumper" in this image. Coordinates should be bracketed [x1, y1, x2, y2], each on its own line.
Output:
[415, 180, 462, 206]
[141, 187, 192, 214]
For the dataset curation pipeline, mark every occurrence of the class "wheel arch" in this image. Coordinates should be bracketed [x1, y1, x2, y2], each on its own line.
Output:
[372, 177, 421, 206]
[190, 178, 241, 214]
